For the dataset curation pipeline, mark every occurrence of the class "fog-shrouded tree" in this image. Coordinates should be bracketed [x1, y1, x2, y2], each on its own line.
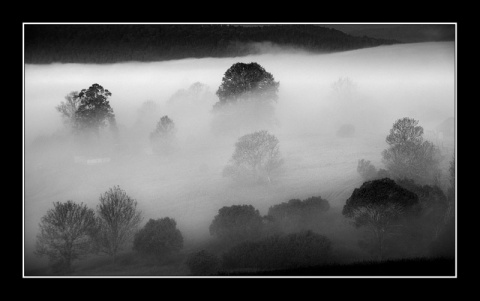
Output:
[56, 91, 81, 130]
[209, 205, 264, 245]
[133, 217, 183, 262]
[212, 63, 280, 135]
[357, 159, 378, 181]
[150, 115, 176, 153]
[382, 117, 442, 186]
[267, 196, 330, 233]
[96, 186, 142, 263]
[74, 83, 116, 136]
[214, 62, 279, 108]
[223, 130, 283, 183]
[395, 179, 449, 256]
[342, 178, 419, 261]
[35, 201, 97, 273]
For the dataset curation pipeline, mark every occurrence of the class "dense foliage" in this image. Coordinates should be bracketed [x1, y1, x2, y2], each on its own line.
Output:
[185, 250, 221, 276]
[222, 231, 332, 270]
[209, 205, 264, 244]
[133, 218, 183, 261]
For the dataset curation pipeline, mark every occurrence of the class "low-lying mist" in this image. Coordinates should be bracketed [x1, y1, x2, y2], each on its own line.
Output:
[24, 42, 455, 272]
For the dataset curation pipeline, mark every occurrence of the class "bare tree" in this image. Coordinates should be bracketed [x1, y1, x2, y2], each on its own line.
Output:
[35, 201, 97, 273]
[96, 186, 142, 263]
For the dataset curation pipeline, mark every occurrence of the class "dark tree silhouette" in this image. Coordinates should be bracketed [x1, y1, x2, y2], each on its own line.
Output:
[133, 217, 183, 261]
[75, 84, 115, 135]
[382, 117, 441, 185]
[342, 178, 419, 261]
[209, 205, 264, 244]
[35, 201, 97, 273]
[223, 130, 283, 183]
[214, 62, 279, 108]
[96, 186, 142, 263]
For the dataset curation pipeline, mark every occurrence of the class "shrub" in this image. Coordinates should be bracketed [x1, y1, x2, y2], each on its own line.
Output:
[186, 250, 221, 276]
[133, 217, 184, 262]
[222, 231, 332, 271]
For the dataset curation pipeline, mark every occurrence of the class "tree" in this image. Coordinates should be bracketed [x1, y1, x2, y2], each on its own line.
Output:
[96, 186, 142, 263]
[74, 83, 115, 135]
[209, 205, 264, 244]
[150, 115, 176, 153]
[267, 196, 330, 233]
[223, 130, 283, 183]
[133, 217, 183, 262]
[357, 159, 378, 181]
[214, 62, 279, 108]
[395, 179, 449, 256]
[342, 178, 419, 261]
[35, 201, 97, 273]
[56, 91, 81, 130]
[382, 117, 441, 185]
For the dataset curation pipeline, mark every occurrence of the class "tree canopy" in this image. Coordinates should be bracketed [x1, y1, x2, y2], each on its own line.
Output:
[74, 83, 115, 135]
[343, 178, 419, 260]
[215, 62, 279, 108]
[209, 204, 264, 244]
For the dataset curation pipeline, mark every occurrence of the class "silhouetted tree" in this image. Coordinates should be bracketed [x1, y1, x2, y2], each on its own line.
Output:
[223, 130, 283, 183]
[96, 186, 142, 263]
[209, 205, 264, 245]
[214, 62, 279, 108]
[133, 217, 183, 262]
[343, 178, 419, 261]
[74, 84, 115, 136]
[382, 117, 441, 185]
[35, 201, 97, 273]
[186, 250, 221, 276]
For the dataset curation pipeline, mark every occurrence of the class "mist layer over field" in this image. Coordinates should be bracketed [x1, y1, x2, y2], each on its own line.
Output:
[24, 42, 455, 271]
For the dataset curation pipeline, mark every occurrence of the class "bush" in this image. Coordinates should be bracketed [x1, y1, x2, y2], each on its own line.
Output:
[133, 217, 184, 262]
[222, 231, 332, 271]
[186, 250, 221, 276]
[209, 205, 264, 245]
[267, 196, 330, 233]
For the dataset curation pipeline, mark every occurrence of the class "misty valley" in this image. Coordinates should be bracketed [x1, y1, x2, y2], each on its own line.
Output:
[24, 41, 455, 276]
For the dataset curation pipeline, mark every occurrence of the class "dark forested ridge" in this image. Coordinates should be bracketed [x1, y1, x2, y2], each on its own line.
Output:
[24, 24, 399, 64]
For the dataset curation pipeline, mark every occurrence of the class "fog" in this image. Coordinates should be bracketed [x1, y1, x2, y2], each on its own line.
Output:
[24, 42, 455, 272]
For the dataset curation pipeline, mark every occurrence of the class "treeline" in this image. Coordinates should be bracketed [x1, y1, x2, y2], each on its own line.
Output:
[24, 24, 399, 64]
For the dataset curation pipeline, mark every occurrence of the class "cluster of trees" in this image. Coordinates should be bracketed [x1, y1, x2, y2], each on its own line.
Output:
[35, 186, 183, 274]
[25, 24, 398, 64]
[353, 117, 455, 260]
[56, 83, 116, 139]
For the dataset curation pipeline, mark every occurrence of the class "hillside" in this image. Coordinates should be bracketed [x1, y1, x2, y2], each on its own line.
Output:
[24, 24, 398, 64]
[323, 24, 455, 43]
